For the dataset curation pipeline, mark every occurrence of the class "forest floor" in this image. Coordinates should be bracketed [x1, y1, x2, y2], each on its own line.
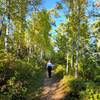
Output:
[40, 72, 70, 100]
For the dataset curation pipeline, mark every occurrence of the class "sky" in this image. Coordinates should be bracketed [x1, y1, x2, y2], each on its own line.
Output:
[41, 0, 66, 35]
[41, 0, 100, 35]
[42, 0, 60, 9]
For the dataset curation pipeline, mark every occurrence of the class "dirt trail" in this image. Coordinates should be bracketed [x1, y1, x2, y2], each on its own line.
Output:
[40, 72, 67, 100]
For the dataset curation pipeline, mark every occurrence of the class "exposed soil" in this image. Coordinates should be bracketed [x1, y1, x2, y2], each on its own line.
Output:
[40, 72, 69, 100]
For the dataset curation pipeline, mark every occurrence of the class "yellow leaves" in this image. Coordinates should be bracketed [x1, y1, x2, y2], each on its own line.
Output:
[28, 10, 51, 51]
[54, 65, 65, 74]
[47, 9, 55, 15]
[14, 21, 21, 32]
[47, 8, 60, 18]
[91, 20, 100, 33]
[62, 75, 74, 84]
[97, 39, 100, 47]
[81, 16, 88, 20]
[79, 0, 87, 4]
[34, 30, 39, 34]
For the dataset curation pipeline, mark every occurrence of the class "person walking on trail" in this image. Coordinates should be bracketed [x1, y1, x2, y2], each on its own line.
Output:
[47, 60, 54, 78]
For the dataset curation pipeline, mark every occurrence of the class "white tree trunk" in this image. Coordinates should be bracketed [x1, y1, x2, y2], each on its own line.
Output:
[71, 55, 74, 69]
[75, 23, 80, 78]
[75, 49, 78, 78]
[71, 55, 72, 68]
[66, 53, 69, 74]
[5, 24, 9, 51]
[71, 43, 74, 69]
[40, 49, 43, 60]
[75, 5, 81, 78]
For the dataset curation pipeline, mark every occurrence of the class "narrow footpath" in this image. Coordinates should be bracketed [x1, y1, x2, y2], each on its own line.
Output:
[40, 72, 69, 100]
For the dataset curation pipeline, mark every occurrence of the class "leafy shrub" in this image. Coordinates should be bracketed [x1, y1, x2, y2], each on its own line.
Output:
[0, 53, 15, 92]
[0, 56, 44, 100]
[65, 79, 100, 100]
[84, 82, 100, 100]
[70, 79, 86, 92]
[94, 75, 100, 85]
[64, 79, 86, 100]
[54, 65, 65, 79]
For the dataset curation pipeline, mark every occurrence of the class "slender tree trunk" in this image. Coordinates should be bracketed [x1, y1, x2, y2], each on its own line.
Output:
[0, 14, 3, 36]
[66, 53, 69, 74]
[71, 55, 72, 68]
[5, 0, 10, 52]
[71, 42, 74, 69]
[5, 23, 8, 52]
[75, 25, 80, 78]
[27, 47, 32, 62]
[75, 4, 80, 78]
[71, 54, 74, 69]
[29, 47, 32, 55]
[40, 49, 44, 60]
[75, 48, 79, 78]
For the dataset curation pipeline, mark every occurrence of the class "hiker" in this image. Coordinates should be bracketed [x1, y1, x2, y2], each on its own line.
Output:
[47, 60, 54, 78]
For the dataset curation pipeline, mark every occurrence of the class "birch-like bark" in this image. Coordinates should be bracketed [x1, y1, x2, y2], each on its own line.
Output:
[66, 53, 69, 74]
[75, 4, 81, 78]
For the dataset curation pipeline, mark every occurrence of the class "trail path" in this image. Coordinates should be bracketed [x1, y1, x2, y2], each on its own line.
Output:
[40, 72, 67, 100]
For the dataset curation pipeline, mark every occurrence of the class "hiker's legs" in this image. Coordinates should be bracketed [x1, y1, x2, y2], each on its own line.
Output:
[48, 67, 52, 78]
[49, 68, 51, 78]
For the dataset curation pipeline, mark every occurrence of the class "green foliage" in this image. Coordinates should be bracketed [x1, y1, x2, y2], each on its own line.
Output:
[64, 79, 85, 100]
[30, 9, 51, 50]
[70, 79, 86, 92]
[54, 65, 66, 79]
[0, 57, 44, 100]
[65, 79, 100, 100]
[84, 82, 100, 100]
[94, 75, 100, 86]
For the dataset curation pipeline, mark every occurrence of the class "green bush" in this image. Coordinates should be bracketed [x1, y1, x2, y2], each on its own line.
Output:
[64, 79, 86, 100]
[0, 56, 44, 100]
[54, 65, 65, 79]
[84, 82, 100, 100]
[65, 80, 100, 100]
[70, 79, 86, 92]
[94, 75, 100, 83]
